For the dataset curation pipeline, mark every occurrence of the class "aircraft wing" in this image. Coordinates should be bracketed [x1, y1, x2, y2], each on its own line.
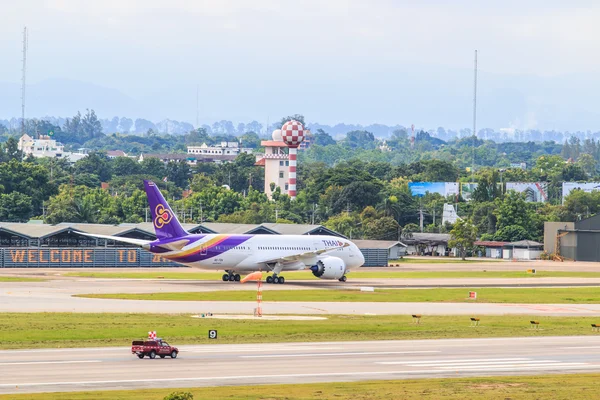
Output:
[76, 232, 152, 247]
[256, 242, 350, 265]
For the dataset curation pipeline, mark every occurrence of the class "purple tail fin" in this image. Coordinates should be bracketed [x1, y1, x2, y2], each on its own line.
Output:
[143, 180, 188, 240]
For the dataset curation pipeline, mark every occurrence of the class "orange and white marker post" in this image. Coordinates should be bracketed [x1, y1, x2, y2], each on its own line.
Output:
[256, 279, 263, 317]
[241, 271, 263, 317]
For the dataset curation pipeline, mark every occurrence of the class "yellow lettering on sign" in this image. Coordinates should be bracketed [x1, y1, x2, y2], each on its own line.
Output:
[50, 250, 60, 263]
[73, 250, 83, 263]
[28, 250, 37, 263]
[39, 250, 48, 263]
[10, 250, 25, 263]
[127, 250, 137, 263]
[152, 254, 163, 263]
[118, 250, 125, 262]
[84, 250, 93, 263]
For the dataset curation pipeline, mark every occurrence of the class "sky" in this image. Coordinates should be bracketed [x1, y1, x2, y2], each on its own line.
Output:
[2, 0, 600, 131]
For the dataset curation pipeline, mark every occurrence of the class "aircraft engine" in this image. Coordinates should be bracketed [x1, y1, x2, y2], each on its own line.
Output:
[310, 257, 346, 280]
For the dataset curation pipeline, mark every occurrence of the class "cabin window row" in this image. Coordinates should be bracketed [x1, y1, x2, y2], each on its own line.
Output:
[258, 246, 310, 251]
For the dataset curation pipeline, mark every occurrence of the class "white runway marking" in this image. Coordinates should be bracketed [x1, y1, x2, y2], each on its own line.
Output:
[560, 346, 600, 349]
[242, 351, 440, 358]
[3, 366, 599, 389]
[377, 357, 594, 373]
[378, 360, 558, 367]
[0, 360, 101, 366]
[378, 358, 527, 365]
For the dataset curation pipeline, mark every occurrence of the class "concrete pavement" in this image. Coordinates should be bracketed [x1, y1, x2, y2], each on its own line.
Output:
[4, 278, 600, 315]
[2, 336, 600, 394]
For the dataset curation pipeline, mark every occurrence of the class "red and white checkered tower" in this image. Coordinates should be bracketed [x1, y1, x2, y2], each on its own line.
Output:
[281, 120, 305, 200]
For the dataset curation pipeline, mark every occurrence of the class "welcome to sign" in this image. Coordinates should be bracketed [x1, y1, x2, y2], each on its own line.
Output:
[2, 248, 178, 268]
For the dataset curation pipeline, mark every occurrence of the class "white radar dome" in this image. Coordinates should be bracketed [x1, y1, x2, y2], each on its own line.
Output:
[272, 129, 283, 141]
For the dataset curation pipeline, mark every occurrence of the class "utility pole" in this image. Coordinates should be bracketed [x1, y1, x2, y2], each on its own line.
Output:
[275, 209, 279, 222]
[21, 27, 28, 135]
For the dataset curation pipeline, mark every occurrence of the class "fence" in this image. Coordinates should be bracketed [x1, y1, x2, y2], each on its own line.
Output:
[0, 248, 178, 268]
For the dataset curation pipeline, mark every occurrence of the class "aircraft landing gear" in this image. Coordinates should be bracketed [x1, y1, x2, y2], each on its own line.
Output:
[222, 272, 241, 282]
[338, 276, 347, 282]
[266, 274, 285, 284]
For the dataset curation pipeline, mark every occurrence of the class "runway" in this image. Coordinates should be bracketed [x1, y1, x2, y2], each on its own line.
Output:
[2, 336, 600, 394]
[4, 278, 600, 315]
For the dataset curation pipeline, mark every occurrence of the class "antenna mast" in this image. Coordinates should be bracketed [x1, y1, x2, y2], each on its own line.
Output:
[472, 49, 477, 180]
[195, 84, 199, 128]
[21, 27, 28, 135]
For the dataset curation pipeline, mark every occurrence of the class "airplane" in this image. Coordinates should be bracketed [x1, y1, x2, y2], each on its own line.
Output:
[82, 180, 365, 284]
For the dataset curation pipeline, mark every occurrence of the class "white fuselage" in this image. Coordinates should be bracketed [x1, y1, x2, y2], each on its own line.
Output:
[154, 234, 365, 274]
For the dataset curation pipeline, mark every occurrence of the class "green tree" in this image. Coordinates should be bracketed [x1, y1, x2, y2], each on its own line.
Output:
[0, 159, 55, 213]
[1, 137, 22, 162]
[81, 109, 103, 140]
[324, 213, 359, 238]
[140, 157, 166, 178]
[472, 169, 501, 202]
[166, 161, 192, 189]
[363, 216, 400, 240]
[576, 153, 597, 176]
[495, 191, 533, 232]
[112, 156, 142, 176]
[312, 129, 336, 146]
[0, 192, 33, 222]
[74, 152, 112, 182]
[494, 225, 531, 242]
[238, 131, 261, 148]
[448, 218, 478, 260]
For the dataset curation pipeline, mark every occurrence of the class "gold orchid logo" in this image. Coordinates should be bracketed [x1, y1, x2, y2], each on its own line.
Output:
[154, 204, 173, 228]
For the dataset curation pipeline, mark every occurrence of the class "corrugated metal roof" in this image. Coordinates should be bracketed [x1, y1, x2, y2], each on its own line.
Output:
[262, 223, 324, 235]
[507, 240, 543, 247]
[474, 240, 509, 247]
[0, 221, 345, 239]
[352, 240, 407, 249]
[0, 223, 71, 238]
[200, 223, 268, 234]
[404, 233, 450, 244]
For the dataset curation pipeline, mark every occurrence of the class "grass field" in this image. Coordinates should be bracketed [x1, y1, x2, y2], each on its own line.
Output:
[1, 374, 600, 400]
[78, 287, 600, 304]
[64, 270, 600, 280]
[0, 276, 44, 282]
[2, 313, 600, 349]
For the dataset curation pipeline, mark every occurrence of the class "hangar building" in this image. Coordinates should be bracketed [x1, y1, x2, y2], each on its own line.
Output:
[545, 215, 600, 261]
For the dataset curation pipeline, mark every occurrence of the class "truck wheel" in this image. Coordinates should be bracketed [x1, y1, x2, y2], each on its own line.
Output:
[137, 354, 144, 359]
[149, 350, 156, 359]
[171, 351, 178, 359]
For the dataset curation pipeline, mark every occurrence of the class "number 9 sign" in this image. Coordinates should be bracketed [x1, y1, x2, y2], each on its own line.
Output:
[208, 330, 218, 339]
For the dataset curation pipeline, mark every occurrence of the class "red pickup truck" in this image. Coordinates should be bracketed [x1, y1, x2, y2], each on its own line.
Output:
[132, 339, 179, 359]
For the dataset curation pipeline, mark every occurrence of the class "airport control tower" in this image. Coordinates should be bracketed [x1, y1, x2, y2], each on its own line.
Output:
[280, 120, 305, 200]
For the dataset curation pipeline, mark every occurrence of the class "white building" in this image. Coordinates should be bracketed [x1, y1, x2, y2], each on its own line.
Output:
[254, 132, 290, 199]
[187, 142, 253, 156]
[18, 134, 87, 162]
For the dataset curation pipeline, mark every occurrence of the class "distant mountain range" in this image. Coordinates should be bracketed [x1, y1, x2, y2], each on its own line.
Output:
[3, 66, 600, 134]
